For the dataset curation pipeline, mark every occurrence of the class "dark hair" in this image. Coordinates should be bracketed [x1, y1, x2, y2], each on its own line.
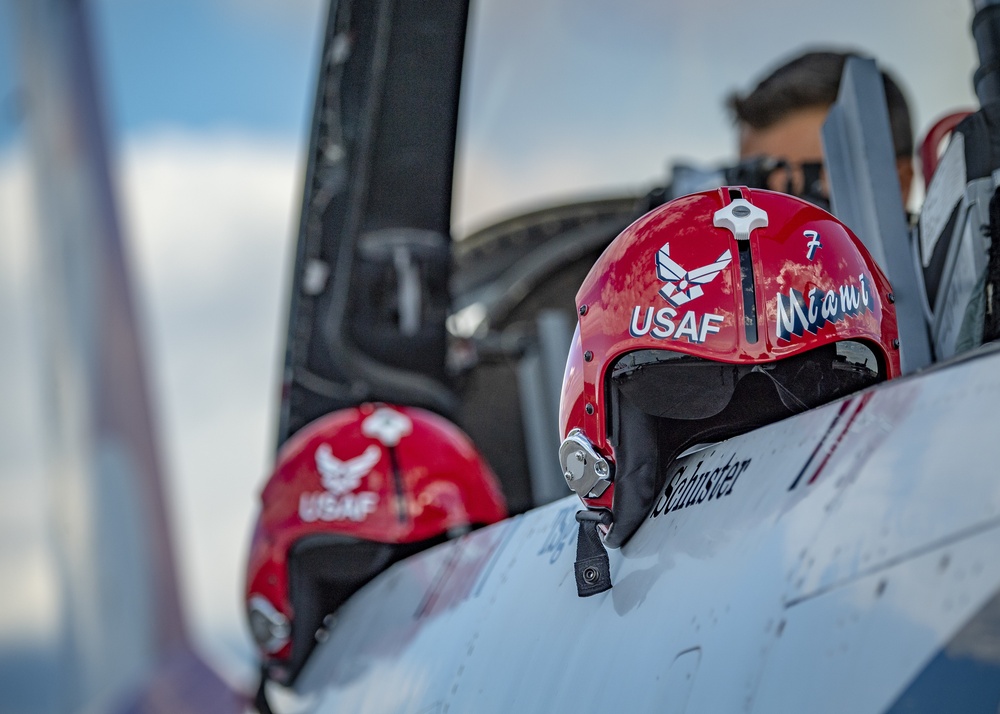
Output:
[728, 49, 914, 158]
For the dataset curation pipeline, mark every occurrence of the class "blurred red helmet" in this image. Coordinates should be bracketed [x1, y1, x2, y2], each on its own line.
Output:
[559, 187, 899, 548]
[245, 403, 507, 683]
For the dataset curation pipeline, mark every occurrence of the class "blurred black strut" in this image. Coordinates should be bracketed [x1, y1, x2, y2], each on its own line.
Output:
[276, 0, 470, 447]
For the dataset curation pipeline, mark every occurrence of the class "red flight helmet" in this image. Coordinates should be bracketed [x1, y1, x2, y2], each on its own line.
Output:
[559, 187, 899, 548]
[245, 403, 507, 684]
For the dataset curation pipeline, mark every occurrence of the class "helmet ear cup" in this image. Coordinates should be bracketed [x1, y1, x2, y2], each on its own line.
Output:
[604, 402, 659, 549]
[605, 370, 794, 548]
[285, 533, 449, 683]
[286, 537, 396, 681]
[604, 341, 887, 549]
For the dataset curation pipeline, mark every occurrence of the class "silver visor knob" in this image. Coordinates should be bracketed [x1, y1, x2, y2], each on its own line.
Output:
[713, 198, 768, 241]
[558, 429, 613, 498]
[248, 594, 292, 654]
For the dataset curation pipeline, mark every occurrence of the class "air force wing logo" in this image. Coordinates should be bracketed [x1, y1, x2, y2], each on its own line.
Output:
[656, 243, 733, 306]
[316, 444, 381, 495]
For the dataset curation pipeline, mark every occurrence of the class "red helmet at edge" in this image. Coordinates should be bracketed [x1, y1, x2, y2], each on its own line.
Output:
[559, 187, 900, 548]
[245, 403, 507, 684]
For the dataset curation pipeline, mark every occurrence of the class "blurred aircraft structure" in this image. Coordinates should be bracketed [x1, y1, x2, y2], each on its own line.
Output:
[7, 0, 241, 710]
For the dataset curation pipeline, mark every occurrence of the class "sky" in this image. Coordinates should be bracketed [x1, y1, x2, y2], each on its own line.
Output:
[0, 0, 984, 705]
[0, 0, 328, 696]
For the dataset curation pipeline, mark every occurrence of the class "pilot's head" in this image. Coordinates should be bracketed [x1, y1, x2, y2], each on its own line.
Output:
[559, 188, 899, 548]
[728, 49, 914, 207]
[245, 403, 507, 685]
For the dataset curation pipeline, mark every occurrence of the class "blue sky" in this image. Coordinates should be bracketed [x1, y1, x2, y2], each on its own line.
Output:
[0, 0, 323, 147]
[90, 0, 323, 138]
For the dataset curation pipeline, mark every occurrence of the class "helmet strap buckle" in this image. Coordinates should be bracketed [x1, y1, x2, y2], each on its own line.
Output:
[574, 509, 613, 597]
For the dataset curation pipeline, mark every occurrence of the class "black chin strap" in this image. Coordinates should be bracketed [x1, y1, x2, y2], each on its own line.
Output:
[255, 667, 275, 714]
[574, 509, 613, 597]
[604, 404, 661, 550]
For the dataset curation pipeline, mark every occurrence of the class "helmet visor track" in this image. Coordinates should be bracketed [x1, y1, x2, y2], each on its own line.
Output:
[611, 340, 882, 421]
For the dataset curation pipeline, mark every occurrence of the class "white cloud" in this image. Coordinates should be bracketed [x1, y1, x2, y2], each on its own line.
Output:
[118, 129, 303, 684]
[0, 146, 36, 286]
[0, 145, 43, 463]
[0, 146, 58, 645]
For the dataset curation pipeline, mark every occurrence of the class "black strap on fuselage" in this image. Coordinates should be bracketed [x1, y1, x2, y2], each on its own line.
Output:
[254, 667, 275, 714]
[574, 509, 613, 597]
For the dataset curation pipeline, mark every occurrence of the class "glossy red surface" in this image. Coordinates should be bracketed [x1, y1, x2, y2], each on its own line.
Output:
[561, 187, 900, 511]
[245, 403, 508, 662]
